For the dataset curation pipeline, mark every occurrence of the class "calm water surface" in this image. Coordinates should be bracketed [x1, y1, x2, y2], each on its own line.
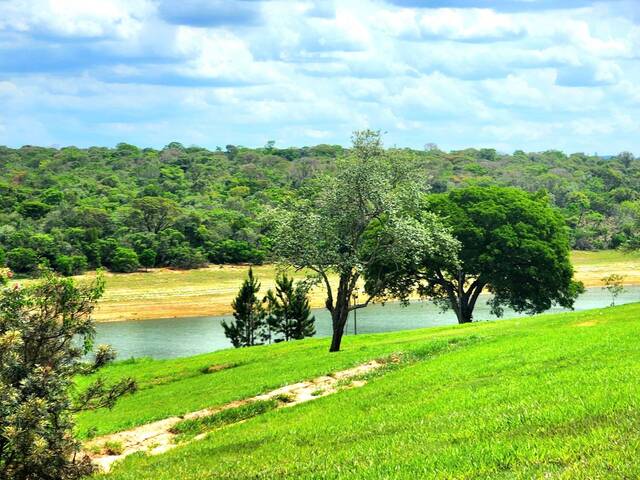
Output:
[95, 286, 640, 359]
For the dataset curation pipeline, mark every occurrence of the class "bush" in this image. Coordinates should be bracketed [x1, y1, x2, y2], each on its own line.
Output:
[17, 200, 51, 219]
[55, 254, 89, 276]
[110, 247, 140, 273]
[208, 239, 265, 264]
[6, 247, 39, 273]
[0, 247, 5, 266]
[167, 246, 208, 269]
[138, 248, 157, 269]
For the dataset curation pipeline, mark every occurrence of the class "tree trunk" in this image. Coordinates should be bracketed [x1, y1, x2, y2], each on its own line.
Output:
[328, 276, 353, 352]
[329, 308, 349, 352]
[454, 305, 473, 324]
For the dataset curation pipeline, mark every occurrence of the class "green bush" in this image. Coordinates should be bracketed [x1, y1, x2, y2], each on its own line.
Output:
[6, 247, 39, 273]
[110, 247, 140, 273]
[167, 246, 207, 269]
[17, 200, 51, 219]
[55, 255, 88, 276]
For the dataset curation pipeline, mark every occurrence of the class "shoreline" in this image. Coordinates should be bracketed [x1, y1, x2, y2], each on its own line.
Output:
[9, 250, 640, 323]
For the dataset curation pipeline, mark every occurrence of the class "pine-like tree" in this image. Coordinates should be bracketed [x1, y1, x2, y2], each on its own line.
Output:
[265, 274, 315, 342]
[222, 267, 266, 348]
[0, 269, 136, 480]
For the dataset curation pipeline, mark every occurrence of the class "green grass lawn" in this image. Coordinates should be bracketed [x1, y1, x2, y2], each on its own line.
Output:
[86, 302, 640, 479]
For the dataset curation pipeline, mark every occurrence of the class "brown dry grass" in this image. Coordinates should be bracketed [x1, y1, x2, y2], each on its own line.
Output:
[9, 250, 640, 322]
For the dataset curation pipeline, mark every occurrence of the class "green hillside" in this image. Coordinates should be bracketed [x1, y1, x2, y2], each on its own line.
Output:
[85, 302, 640, 479]
[1, 145, 639, 278]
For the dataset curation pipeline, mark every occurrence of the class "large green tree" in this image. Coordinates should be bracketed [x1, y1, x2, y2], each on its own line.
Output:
[372, 186, 584, 324]
[272, 131, 458, 352]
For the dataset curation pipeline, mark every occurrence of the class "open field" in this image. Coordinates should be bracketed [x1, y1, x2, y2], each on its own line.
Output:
[13, 249, 636, 322]
[84, 302, 640, 478]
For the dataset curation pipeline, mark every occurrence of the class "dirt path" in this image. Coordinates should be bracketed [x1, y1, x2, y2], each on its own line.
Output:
[85, 360, 385, 472]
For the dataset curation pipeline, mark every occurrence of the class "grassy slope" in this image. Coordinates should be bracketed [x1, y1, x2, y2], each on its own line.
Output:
[13, 250, 637, 322]
[88, 303, 640, 479]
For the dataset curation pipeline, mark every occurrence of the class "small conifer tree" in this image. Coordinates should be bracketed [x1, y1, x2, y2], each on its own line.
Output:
[222, 267, 266, 347]
[265, 274, 315, 342]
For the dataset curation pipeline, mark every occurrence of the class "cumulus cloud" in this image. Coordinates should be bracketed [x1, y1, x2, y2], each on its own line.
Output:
[0, 0, 638, 154]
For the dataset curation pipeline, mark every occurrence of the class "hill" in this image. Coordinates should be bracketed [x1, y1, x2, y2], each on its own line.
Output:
[1, 145, 639, 278]
[78, 302, 640, 478]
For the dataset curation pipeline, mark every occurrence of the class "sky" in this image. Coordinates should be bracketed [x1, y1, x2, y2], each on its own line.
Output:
[0, 0, 639, 154]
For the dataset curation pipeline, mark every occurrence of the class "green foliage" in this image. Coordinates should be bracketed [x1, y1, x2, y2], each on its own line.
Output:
[0, 145, 637, 280]
[138, 248, 157, 269]
[110, 247, 140, 273]
[602, 274, 626, 306]
[55, 254, 88, 276]
[371, 186, 584, 323]
[222, 267, 267, 348]
[170, 399, 278, 441]
[166, 246, 207, 270]
[272, 130, 457, 351]
[6, 247, 39, 274]
[0, 271, 136, 480]
[265, 274, 315, 341]
[17, 200, 50, 219]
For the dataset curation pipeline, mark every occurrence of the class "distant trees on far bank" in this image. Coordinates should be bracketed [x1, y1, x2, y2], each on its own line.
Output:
[0, 143, 638, 279]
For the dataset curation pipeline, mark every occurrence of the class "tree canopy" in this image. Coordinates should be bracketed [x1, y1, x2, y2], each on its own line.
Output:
[0, 143, 637, 278]
[272, 130, 458, 351]
[371, 186, 584, 323]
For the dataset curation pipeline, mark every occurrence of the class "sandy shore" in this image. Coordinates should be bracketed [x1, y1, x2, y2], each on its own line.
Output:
[9, 251, 640, 322]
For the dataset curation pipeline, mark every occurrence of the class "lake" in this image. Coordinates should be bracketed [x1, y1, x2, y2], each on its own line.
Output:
[95, 286, 640, 359]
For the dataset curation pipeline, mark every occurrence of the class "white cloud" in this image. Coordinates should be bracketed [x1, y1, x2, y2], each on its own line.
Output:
[0, 0, 153, 39]
[0, 0, 638, 154]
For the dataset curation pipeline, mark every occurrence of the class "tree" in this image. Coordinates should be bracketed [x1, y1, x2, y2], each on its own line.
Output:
[222, 268, 266, 348]
[110, 247, 140, 273]
[272, 130, 458, 352]
[373, 186, 584, 324]
[265, 274, 315, 342]
[602, 274, 625, 306]
[6, 247, 39, 274]
[55, 254, 89, 276]
[138, 248, 157, 269]
[131, 196, 180, 234]
[17, 200, 51, 219]
[0, 270, 136, 480]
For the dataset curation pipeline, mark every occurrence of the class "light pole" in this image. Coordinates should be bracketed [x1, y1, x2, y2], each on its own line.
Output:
[352, 292, 359, 335]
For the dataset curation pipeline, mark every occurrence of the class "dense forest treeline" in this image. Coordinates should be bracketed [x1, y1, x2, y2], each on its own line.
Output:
[0, 142, 638, 276]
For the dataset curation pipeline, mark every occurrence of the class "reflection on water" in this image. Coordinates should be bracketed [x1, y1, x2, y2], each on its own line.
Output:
[95, 286, 640, 360]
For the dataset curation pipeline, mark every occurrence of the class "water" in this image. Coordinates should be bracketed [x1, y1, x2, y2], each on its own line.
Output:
[94, 286, 640, 360]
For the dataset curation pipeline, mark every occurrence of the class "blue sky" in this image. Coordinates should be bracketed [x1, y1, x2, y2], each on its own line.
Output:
[0, 0, 639, 153]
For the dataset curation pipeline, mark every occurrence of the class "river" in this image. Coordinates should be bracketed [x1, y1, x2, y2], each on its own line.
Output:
[94, 286, 640, 359]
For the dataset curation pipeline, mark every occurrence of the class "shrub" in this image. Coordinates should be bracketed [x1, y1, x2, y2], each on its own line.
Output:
[6, 247, 39, 273]
[138, 248, 157, 269]
[17, 200, 51, 219]
[55, 254, 89, 276]
[110, 247, 140, 273]
[167, 246, 207, 269]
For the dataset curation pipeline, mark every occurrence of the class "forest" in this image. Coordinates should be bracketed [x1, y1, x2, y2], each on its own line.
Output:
[0, 142, 638, 276]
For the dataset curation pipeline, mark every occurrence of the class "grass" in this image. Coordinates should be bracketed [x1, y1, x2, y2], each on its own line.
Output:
[170, 399, 279, 442]
[75, 323, 481, 437]
[9, 250, 636, 322]
[86, 302, 640, 478]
